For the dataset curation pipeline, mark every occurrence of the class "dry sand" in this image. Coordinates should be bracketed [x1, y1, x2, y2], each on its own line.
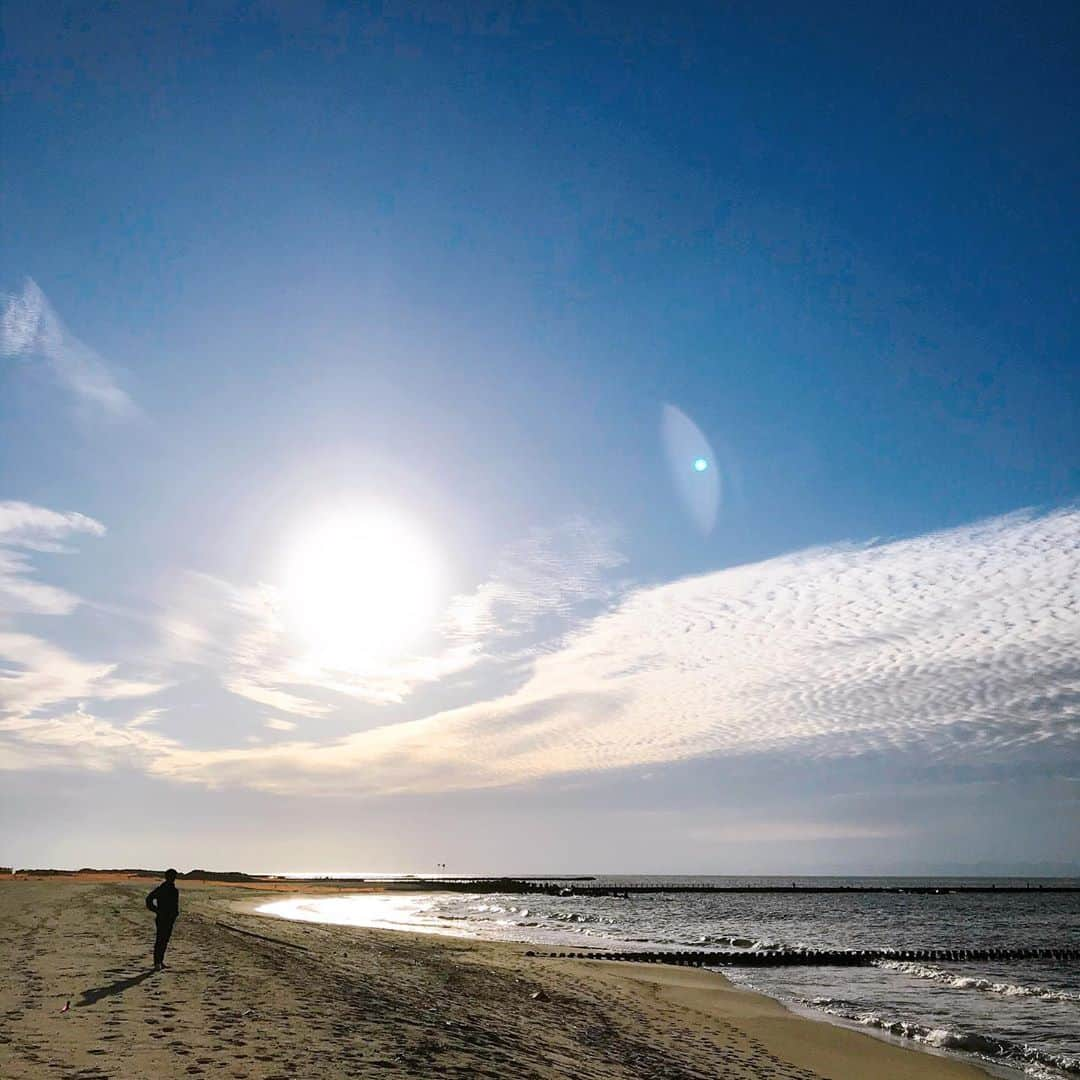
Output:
[0, 877, 995, 1079]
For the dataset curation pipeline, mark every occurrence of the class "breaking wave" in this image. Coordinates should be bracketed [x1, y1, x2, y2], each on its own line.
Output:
[805, 1001, 1080, 1077]
[874, 959, 1080, 1002]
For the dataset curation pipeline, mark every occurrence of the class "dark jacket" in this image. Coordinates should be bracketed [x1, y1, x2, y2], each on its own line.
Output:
[146, 880, 179, 919]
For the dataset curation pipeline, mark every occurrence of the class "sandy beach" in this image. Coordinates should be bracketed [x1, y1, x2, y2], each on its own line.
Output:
[0, 876, 997, 1079]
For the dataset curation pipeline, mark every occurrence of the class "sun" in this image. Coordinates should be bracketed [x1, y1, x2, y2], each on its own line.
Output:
[278, 508, 441, 669]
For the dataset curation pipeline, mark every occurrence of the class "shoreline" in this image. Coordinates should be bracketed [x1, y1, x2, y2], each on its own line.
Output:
[1, 876, 998, 1078]
[253, 889, 1026, 1080]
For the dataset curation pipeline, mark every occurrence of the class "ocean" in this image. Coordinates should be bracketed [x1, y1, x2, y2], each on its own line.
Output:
[261, 876, 1079, 1079]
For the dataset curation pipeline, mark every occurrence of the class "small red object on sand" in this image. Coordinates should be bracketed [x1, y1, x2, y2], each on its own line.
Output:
[61, 1001, 70, 1013]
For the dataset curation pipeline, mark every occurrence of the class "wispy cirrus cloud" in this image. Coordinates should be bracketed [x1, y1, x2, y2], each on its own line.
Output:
[443, 518, 626, 643]
[160, 518, 625, 717]
[151, 505, 1080, 795]
[0, 705, 177, 773]
[0, 501, 165, 770]
[0, 501, 106, 550]
[1, 278, 136, 416]
[0, 501, 106, 615]
[161, 574, 333, 719]
[0, 631, 160, 719]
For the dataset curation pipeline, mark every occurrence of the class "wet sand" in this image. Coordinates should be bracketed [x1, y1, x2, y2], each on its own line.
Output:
[0, 877, 993, 1078]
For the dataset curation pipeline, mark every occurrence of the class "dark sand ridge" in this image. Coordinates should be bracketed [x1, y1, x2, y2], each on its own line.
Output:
[1, 877, 995, 1079]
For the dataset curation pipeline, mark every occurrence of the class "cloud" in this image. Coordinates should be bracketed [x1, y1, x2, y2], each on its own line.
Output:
[0, 501, 106, 549]
[1, 278, 136, 416]
[0, 502, 166, 767]
[0, 501, 106, 616]
[0, 706, 176, 773]
[443, 518, 626, 643]
[0, 550, 82, 617]
[4, 503, 1075, 789]
[160, 519, 625, 716]
[0, 632, 162, 719]
[685, 818, 905, 843]
[128, 707, 166, 729]
[160, 571, 472, 717]
[151, 505, 1080, 795]
[0, 631, 165, 774]
[159, 574, 335, 718]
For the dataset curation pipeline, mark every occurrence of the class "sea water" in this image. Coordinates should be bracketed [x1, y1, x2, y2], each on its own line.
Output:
[262, 876, 1079, 1078]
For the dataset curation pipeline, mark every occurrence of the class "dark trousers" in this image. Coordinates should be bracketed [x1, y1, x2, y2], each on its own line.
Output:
[154, 914, 176, 966]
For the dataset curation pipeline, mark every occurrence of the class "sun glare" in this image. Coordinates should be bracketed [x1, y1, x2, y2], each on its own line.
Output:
[279, 509, 441, 669]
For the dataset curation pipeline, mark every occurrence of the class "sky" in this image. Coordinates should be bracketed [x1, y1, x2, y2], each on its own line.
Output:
[1, 1, 1077, 875]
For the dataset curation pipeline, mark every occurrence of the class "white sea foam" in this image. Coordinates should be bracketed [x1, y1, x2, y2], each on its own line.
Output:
[803, 1002, 1080, 1080]
[803, 1003, 1080, 1077]
[875, 959, 1080, 1002]
[547, 910, 616, 925]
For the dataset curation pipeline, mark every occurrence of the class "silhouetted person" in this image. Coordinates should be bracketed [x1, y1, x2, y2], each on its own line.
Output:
[146, 868, 180, 969]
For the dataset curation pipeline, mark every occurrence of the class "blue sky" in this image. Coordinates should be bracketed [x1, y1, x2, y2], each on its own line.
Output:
[1, 2, 1077, 873]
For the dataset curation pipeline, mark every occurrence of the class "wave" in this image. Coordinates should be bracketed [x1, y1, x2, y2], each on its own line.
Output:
[874, 959, 1080, 1002]
[676, 934, 782, 950]
[804, 1001, 1080, 1077]
[546, 910, 616, 925]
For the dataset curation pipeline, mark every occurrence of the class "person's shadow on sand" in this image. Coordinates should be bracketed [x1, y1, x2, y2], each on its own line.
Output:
[76, 969, 157, 1006]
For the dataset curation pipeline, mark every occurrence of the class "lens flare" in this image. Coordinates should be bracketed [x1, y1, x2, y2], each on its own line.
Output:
[662, 405, 720, 534]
